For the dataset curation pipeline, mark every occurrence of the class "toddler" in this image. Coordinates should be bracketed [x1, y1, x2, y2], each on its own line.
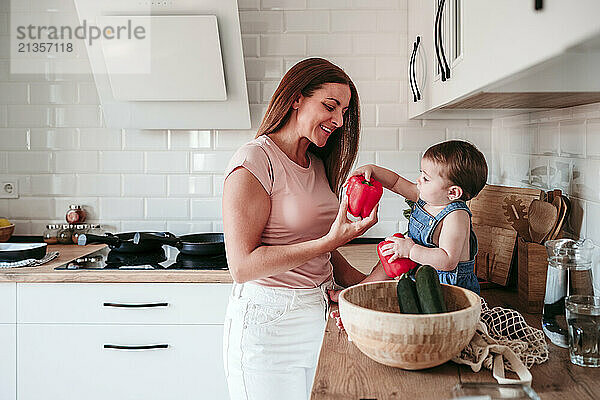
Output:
[335, 140, 488, 308]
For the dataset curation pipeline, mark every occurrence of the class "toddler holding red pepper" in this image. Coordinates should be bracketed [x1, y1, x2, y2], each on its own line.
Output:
[330, 140, 487, 329]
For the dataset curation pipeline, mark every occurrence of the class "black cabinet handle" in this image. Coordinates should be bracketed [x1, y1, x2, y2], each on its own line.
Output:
[104, 344, 169, 350]
[103, 302, 169, 308]
[535, 0, 543, 10]
[413, 36, 421, 101]
[438, 0, 450, 81]
[409, 41, 417, 102]
[434, 0, 444, 79]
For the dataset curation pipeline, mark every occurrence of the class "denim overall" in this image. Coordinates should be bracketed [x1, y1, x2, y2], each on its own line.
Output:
[408, 199, 481, 295]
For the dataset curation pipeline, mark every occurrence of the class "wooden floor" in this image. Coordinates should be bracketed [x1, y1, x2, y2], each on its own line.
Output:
[311, 286, 600, 400]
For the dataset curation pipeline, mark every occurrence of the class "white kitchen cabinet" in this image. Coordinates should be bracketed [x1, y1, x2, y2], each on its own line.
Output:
[0, 282, 16, 323]
[17, 324, 226, 400]
[16, 283, 231, 400]
[0, 324, 16, 400]
[409, 0, 600, 118]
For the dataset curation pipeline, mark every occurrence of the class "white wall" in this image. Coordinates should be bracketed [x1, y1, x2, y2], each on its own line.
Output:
[0, 0, 496, 237]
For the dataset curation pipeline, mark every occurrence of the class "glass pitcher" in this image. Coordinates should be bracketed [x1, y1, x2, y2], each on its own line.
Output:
[542, 239, 595, 347]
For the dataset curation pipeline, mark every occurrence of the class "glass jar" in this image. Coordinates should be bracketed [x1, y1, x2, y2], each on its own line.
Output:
[43, 224, 61, 244]
[57, 224, 74, 245]
[66, 205, 87, 224]
[71, 224, 89, 245]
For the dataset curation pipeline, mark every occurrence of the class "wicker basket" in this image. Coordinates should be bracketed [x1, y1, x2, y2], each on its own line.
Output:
[339, 281, 481, 370]
[0, 224, 15, 242]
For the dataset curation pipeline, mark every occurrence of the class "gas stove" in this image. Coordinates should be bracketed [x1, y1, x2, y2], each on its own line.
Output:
[55, 246, 228, 271]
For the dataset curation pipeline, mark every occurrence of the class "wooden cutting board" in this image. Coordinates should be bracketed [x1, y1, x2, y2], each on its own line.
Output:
[468, 184, 544, 286]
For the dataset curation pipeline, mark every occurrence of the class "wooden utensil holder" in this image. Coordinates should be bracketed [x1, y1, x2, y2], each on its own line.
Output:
[517, 237, 548, 313]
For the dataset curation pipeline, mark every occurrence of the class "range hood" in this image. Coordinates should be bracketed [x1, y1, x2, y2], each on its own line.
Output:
[75, 0, 250, 129]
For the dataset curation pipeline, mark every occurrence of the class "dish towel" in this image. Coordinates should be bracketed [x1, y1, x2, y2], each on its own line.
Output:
[0, 251, 60, 269]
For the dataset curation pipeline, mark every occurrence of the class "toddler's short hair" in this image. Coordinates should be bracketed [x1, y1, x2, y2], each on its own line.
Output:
[423, 140, 487, 201]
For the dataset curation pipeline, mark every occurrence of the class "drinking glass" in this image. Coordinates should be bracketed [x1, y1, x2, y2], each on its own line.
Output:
[565, 295, 600, 367]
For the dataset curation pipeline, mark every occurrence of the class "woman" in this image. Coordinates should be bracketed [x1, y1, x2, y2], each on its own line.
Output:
[222, 58, 377, 400]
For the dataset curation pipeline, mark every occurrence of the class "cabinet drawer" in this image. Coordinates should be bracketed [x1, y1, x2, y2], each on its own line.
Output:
[17, 283, 232, 324]
[0, 324, 16, 400]
[0, 283, 16, 323]
[18, 324, 227, 400]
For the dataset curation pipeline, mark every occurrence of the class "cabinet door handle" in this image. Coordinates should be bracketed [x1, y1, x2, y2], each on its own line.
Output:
[409, 41, 417, 102]
[438, 0, 451, 80]
[413, 36, 421, 101]
[104, 344, 169, 350]
[434, 0, 444, 79]
[103, 302, 169, 308]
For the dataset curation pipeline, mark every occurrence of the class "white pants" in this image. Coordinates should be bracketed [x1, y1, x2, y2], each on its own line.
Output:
[222, 280, 333, 400]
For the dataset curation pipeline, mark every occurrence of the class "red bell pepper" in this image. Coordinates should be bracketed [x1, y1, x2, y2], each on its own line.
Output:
[346, 175, 383, 218]
[377, 233, 418, 278]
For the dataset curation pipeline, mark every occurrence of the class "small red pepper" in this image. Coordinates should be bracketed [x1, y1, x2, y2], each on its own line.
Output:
[346, 175, 383, 218]
[377, 233, 418, 278]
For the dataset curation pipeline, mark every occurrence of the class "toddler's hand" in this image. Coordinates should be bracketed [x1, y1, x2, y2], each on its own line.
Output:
[329, 309, 346, 332]
[347, 164, 375, 183]
[381, 235, 415, 262]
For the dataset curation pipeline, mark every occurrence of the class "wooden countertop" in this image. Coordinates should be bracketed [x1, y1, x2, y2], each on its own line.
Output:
[311, 247, 600, 400]
[0, 244, 234, 283]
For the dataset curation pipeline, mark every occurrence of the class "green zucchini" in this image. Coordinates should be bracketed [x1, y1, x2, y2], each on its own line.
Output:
[396, 273, 422, 314]
[415, 265, 447, 314]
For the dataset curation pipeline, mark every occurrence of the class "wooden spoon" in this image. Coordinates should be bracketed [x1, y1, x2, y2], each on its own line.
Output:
[528, 199, 558, 243]
[548, 195, 568, 241]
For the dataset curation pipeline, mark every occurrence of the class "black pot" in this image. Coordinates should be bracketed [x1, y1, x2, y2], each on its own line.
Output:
[134, 232, 225, 256]
[78, 232, 168, 253]
[0, 243, 47, 262]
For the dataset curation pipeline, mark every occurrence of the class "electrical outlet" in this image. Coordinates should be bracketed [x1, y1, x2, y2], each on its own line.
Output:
[0, 181, 19, 199]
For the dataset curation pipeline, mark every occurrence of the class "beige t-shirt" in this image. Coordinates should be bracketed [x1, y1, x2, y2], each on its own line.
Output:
[224, 135, 339, 289]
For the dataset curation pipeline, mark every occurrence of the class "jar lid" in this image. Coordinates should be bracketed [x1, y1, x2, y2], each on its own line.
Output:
[69, 204, 83, 210]
[88, 224, 101, 228]
[46, 224, 61, 229]
[74, 224, 89, 229]
[61, 224, 73, 229]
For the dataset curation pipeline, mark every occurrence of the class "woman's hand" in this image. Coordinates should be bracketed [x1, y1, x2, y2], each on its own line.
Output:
[380, 235, 415, 262]
[323, 195, 378, 252]
[328, 290, 345, 332]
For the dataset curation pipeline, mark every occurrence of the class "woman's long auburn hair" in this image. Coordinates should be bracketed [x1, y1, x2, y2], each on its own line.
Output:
[256, 58, 360, 197]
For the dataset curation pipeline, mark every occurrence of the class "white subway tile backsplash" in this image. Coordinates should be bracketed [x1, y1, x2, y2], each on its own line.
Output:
[375, 57, 404, 79]
[7, 152, 51, 173]
[30, 128, 79, 150]
[146, 198, 189, 219]
[352, 0, 398, 9]
[585, 201, 600, 245]
[548, 157, 572, 193]
[377, 151, 420, 174]
[376, 11, 406, 32]
[55, 151, 98, 173]
[240, 11, 283, 33]
[307, 0, 350, 8]
[167, 221, 214, 235]
[566, 197, 586, 238]
[329, 57, 376, 80]
[214, 130, 255, 149]
[146, 152, 189, 173]
[54, 106, 102, 128]
[29, 174, 76, 195]
[586, 119, 600, 158]
[78, 128, 122, 150]
[238, 0, 260, 10]
[192, 152, 234, 172]
[0, 105, 6, 127]
[213, 175, 225, 196]
[529, 156, 549, 189]
[77, 174, 121, 196]
[307, 34, 352, 55]
[0, 83, 28, 104]
[361, 220, 397, 239]
[500, 153, 529, 186]
[400, 128, 445, 151]
[168, 175, 213, 197]
[99, 198, 143, 220]
[360, 127, 398, 150]
[246, 81, 261, 104]
[0, 13, 6, 34]
[123, 129, 168, 150]
[353, 33, 403, 55]
[123, 175, 167, 197]
[77, 83, 100, 104]
[170, 130, 211, 150]
[121, 220, 167, 232]
[0, 152, 7, 172]
[353, 151, 376, 169]
[261, 35, 306, 56]
[261, 81, 279, 103]
[191, 199, 222, 219]
[559, 120, 585, 157]
[571, 103, 600, 120]
[242, 35, 260, 58]
[285, 10, 329, 32]
[244, 58, 283, 80]
[360, 104, 376, 127]
[448, 126, 492, 152]
[506, 126, 535, 155]
[262, 0, 306, 10]
[8, 197, 54, 219]
[537, 123, 559, 155]
[250, 104, 268, 129]
[100, 151, 144, 173]
[331, 11, 376, 32]
[8, 105, 52, 127]
[0, 128, 28, 149]
[355, 81, 400, 103]
[30, 83, 78, 104]
[379, 197, 406, 219]
[377, 104, 407, 126]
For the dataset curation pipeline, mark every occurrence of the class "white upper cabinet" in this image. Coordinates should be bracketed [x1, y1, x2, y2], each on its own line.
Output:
[408, 0, 600, 119]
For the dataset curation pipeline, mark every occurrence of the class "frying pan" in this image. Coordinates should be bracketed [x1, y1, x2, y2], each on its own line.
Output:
[0, 243, 47, 262]
[134, 232, 225, 256]
[78, 232, 168, 253]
